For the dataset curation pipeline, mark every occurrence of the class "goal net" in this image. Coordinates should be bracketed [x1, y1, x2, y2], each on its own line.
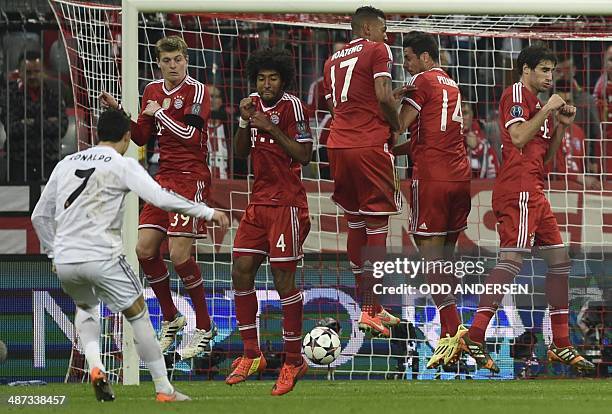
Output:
[50, 0, 612, 382]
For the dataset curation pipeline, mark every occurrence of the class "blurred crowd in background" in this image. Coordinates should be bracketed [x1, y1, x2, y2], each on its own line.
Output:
[1, 2, 611, 190]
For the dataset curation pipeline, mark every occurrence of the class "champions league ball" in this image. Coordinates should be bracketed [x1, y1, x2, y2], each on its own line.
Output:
[302, 326, 341, 365]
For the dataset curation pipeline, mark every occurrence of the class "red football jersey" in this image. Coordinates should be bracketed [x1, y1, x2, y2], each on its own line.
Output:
[403, 68, 470, 181]
[248, 92, 313, 208]
[322, 38, 394, 148]
[131, 75, 211, 179]
[594, 75, 612, 139]
[495, 82, 553, 194]
[466, 121, 499, 179]
[555, 123, 586, 176]
[593, 75, 612, 175]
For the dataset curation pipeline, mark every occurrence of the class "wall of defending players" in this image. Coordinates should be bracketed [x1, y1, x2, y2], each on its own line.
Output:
[0, 179, 610, 255]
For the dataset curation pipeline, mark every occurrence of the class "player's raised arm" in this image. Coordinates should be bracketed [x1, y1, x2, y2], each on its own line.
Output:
[99, 90, 154, 147]
[31, 164, 60, 258]
[147, 85, 208, 146]
[234, 97, 256, 158]
[507, 93, 564, 149]
[544, 103, 576, 164]
[250, 112, 312, 165]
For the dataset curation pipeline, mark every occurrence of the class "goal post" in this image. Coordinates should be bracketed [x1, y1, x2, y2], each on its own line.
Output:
[50, 0, 612, 385]
[123, 0, 611, 15]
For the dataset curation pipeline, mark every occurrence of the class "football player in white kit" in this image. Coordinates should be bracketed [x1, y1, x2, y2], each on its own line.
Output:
[31, 108, 229, 402]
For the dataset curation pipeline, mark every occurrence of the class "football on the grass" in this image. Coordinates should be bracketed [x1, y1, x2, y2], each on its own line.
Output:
[303, 326, 341, 365]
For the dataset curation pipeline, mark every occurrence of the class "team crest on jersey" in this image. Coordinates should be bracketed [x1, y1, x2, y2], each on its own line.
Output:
[269, 111, 281, 125]
[510, 105, 523, 118]
[162, 98, 171, 109]
[174, 97, 184, 109]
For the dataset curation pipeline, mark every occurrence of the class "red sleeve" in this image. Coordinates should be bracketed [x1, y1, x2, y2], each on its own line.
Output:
[322, 60, 332, 102]
[130, 86, 155, 146]
[184, 82, 210, 124]
[286, 98, 313, 143]
[500, 89, 530, 131]
[371, 42, 393, 80]
[403, 73, 429, 112]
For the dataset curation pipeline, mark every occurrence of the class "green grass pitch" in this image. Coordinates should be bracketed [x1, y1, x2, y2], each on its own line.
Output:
[1, 380, 610, 414]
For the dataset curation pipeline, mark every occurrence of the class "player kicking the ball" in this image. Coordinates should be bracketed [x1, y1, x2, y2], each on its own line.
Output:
[447, 45, 594, 374]
[225, 48, 312, 396]
[31, 108, 229, 402]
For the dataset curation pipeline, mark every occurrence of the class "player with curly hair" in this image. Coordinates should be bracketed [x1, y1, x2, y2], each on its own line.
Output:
[225, 48, 313, 396]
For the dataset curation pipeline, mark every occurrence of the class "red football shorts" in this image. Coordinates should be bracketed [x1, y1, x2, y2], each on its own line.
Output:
[138, 175, 210, 238]
[409, 179, 471, 236]
[328, 144, 402, 216]
[493, 191, 564, 252]
[233, 204, 311, 263]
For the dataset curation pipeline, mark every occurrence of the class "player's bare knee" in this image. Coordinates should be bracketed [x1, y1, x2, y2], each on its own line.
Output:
[540, 247, 570, 266]
[271, 266, 296, 296]
[136, 229, 165, 259]
[169, 252, 191, 266]
[136, 242, 157, 260]
[272, 276, 295, 297]
[499, 251, 524, 265]
[414, 235, 446, 260]
[231, 257, 256, 290]
[168, 237, 194, 265]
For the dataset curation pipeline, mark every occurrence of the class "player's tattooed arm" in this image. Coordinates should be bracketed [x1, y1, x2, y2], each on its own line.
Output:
[374, 76, 401, 132]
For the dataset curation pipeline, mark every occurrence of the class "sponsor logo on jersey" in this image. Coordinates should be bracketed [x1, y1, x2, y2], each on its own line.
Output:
[510, 105, 523, 118]
[174, 97, 184, 109]
[162, 98, 171, 109]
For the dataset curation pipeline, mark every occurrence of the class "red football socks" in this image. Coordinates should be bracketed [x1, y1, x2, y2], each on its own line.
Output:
[175, 258, 211, 331]
[139, 255, 178, 321]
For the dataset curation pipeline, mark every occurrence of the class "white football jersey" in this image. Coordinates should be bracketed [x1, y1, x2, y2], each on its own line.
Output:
[32, 146, 215, 264]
